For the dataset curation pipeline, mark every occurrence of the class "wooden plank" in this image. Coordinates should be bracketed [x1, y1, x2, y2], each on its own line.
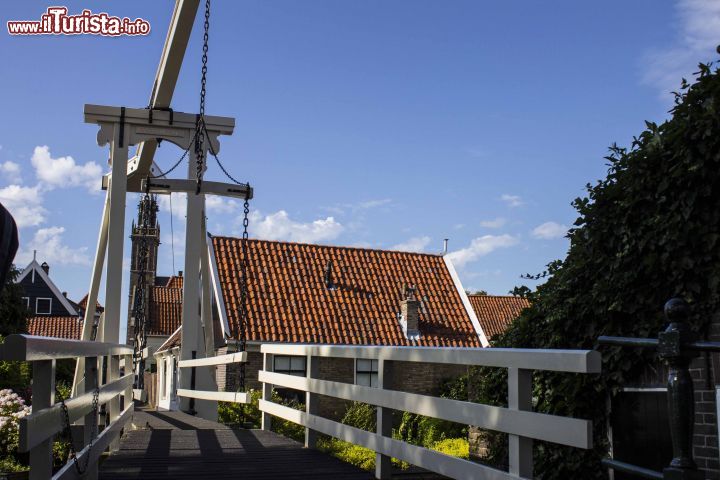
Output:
[1, 335, 132, 362]
[178, 351, 247, 368]
[176, 389, 248, 403]
[260, 344, 601, 373]
[259, 370, 593, 449]
[20, 374, 133, 452]
[260, 400, 517, 480]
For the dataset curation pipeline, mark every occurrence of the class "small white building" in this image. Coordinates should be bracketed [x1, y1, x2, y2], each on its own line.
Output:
[154, 326, 181, 411]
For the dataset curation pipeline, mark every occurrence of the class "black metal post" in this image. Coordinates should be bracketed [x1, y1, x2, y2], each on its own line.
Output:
[657, 299, 702, 480]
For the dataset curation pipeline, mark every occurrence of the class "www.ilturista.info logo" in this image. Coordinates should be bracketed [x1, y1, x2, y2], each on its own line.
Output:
[7, 7, 150, 36]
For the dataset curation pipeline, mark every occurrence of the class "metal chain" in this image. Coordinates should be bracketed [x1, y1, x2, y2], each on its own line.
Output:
[238, 196, 250, 390]
[58, 385, 100, 475]
[195, 0, 211, 194]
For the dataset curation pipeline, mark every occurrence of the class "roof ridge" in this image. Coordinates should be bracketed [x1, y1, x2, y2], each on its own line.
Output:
[211, 235, 444, 258]
[468, 294, 527, 299]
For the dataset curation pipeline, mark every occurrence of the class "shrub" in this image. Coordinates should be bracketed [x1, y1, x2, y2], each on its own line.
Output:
[431, 438, 469, 459]
[0, 389, 30, 471]
[318, 438, 376, 471]
[340, 402, 375, 431]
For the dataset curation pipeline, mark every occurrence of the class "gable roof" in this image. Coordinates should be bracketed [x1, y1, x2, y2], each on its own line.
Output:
[15, 260, 78, 316]
[155, 326, 182, 354]
[27, 316, 82, 339]
[209, 236, 483, 347]
[467, 294, 530, 340]
[165, 275, 183, 289]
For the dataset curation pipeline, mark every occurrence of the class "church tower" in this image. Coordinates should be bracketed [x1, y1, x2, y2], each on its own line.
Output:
[126, 195, 160, 344]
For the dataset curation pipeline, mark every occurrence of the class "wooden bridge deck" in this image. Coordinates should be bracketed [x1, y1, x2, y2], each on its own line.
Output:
[98, 409, 373, 479]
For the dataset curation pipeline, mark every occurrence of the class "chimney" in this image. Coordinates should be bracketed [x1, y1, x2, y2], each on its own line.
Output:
[400, 284, 420, 339]
[178, 270, 183, 277]
[443, 238, 449, 255]
[41, 262, 50, 275]
[324, 260, 334, 289]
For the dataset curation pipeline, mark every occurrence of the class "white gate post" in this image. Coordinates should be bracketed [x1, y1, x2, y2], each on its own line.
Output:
[29, 360, 55, 480]
[262, 353, 273, 431]
[305, 354, 319, 448]
[508, 367, 533, 478]
[104, 120, 128, 450]
[84, 356, 99, 480]
[179, 148, 216, 419]
[376, 358, 392, 479]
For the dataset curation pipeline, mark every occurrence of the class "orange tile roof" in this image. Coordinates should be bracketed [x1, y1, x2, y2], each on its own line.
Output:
[211, 236, 481, 347]
[148, 285, 182, 336]
[27, 316, 82, 339]
[467, 295, 529, 340]
[165, 276, 183, 289]
[77, 293, 104, 313]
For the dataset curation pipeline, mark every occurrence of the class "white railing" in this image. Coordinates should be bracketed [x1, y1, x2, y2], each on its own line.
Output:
[0, 334, 134, 480]
[176, 351, 249, 404]
[258, 344, 601, 480]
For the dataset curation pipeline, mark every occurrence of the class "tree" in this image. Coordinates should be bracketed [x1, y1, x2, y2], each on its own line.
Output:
[471, 58, 720, 478]
[0, 266, 28, 337]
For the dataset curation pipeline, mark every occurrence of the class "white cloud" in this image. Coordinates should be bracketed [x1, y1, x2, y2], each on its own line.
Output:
[31, 145, 102, 193]
[248, 210, 344, 243]
[643, 0, 720, 97]
[392, 236, 431, 253]
[0, 184, 46, 228]
[16, 226, 90, 266]
[531, 221, 568, 240]
[500, 194, 524, 208]
[206, 195, 239, 214]
[446, 234, 518, 268]
[323, 198, 392, 215]
[0, 161, 21, 184]
[480, 217, 506, 229]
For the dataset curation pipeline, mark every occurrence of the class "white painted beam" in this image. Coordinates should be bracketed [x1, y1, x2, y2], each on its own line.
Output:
[260, 344, 601, 374]
[141, 178, 252, 199]
[178, 351, 247, 368]
[177, 389, 248, 403]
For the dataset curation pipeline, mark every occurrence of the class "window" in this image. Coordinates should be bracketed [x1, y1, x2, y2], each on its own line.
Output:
[355, 359, 378, 388]
[35, 298, 52, 315]
[21, 297, 30, 309]
[273, 356, 306, 376]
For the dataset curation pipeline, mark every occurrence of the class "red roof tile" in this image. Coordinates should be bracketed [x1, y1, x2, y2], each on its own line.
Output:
[148, 286, 182, 336]
[211, 237, 481, 347]
[77, 293, 104, 313]
[27, 316, 83, 340]
[467, 295, 529, 340]
[165, 276, 183, 289]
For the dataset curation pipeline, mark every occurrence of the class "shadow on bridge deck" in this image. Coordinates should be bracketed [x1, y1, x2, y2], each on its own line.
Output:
[99, 409, 373, 479]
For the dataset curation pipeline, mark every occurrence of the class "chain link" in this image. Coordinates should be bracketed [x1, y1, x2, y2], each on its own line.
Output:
[237, 195, 250, 390]
[58, 384, 100, 475]
[195, 0, 211, 195]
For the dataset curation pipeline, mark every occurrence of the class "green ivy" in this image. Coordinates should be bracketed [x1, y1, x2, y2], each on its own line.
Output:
[472, 58, 720, 479]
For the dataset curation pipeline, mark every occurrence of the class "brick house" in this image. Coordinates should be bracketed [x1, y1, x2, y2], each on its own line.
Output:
[155, 235, 530, 419]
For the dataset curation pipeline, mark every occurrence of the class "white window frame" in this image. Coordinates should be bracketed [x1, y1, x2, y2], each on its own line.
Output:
[273, 355, 307, 377]
[355, 358, 379, 388]
[21, 297, 30, 309]
[35, 297, 52, 315]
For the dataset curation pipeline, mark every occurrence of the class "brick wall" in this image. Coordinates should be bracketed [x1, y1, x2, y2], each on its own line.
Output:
[690, 351, 720, 478]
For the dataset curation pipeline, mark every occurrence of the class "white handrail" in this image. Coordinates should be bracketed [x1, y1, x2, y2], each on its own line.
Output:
[259, 344, 601, 373]
[258, 344, 601, 480]
[0, 334, 133, 361]
[174, 351, 250, 404]
[178, 351, 247, 368]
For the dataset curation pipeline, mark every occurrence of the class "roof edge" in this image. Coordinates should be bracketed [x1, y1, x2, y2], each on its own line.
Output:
[443, 256, 489, 347]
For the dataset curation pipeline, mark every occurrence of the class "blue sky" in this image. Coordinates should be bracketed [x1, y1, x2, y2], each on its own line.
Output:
[1, 1, 719, 339]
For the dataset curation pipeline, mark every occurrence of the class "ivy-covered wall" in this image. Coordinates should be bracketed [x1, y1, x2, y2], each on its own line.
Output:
[469, 56, 720, 479]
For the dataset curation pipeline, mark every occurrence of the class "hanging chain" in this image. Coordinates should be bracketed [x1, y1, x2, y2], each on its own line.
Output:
[195, 0, 211, 195]
[58, 384, 100, 475]
[237, 195, 250, 390]
[131, 182, 154, 390]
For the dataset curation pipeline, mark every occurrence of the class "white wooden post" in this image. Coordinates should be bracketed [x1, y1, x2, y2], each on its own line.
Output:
[200, 225, 217, 381]
[29, 360, 55, 480]
[508, 367, 533, 478]
[124, 353, 133, 409]
[179, 148, 216, 419]
[262, 353, 273, 431]
[72, 190, 110, 396]
[305, 354, 319, 448]
[104, 121, 128, 445]
[376, 358, 392, 479]
[84, 356, 99, 480]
